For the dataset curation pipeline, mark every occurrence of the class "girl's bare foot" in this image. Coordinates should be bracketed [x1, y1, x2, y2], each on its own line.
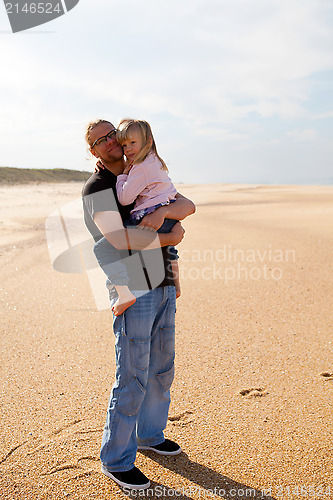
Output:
[112, 297, 136, 316]
[112, 286, 136, 316]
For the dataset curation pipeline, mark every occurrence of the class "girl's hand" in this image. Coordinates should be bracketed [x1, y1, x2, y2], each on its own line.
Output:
[122, 161, 133, 175]
[94, 160, 105, 173]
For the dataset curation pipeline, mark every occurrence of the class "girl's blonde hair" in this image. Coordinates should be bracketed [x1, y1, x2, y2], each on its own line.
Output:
[116, 119, 168, 171]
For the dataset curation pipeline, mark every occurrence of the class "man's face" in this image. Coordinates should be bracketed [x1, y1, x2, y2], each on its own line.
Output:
[90, 122, 123, 163]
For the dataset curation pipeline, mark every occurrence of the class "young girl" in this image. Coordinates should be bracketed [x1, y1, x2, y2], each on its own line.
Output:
[94, 118, 181, 316]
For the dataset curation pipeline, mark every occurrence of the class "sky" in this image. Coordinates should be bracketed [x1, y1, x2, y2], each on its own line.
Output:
[0, 0, 333, 184]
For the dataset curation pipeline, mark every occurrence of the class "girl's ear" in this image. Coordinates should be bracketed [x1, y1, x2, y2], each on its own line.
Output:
[147, 137, 153, 147]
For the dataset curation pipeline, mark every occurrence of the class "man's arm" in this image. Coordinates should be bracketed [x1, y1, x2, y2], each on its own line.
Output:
[167, 192, 196, 219]
[138, 192, 196, 231]
[94, 210, 185, 250]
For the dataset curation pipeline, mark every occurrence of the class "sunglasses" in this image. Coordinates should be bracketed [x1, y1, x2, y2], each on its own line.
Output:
[91, 129, 117, 148]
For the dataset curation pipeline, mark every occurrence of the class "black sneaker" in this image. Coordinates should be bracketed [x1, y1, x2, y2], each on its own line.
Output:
[138, 439, 182, 456]
[101, 465, 150, 490]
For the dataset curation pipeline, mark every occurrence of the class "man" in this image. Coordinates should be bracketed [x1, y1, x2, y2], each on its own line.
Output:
[82, 119, 195, 490]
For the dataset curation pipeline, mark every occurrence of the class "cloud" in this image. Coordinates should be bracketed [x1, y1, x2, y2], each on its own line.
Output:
[287, 129, 319, 141]
[193, 126, 249, 142]
[314, 111, 333, 119]
[90, 0, 333, 122]
[0, 0, 332, 180]
[2, 0, 333, 126]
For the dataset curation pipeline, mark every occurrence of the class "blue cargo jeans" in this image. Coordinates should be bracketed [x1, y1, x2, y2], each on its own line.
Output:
[100, 286, 176, 472]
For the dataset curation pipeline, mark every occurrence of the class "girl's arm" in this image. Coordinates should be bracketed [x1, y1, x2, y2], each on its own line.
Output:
[116, 165, 148, 206]
[138, 192, 196, 231]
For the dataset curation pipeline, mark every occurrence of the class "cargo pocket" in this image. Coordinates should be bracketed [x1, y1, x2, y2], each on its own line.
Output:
[117, 377, 146, 416]
[160, 326, 175, 356]
[157, 365, 175, 392]
[113, 313, 126, 336]
[130, 337, 150, 371]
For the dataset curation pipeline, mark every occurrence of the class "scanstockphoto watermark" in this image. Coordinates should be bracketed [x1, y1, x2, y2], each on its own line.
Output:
[173, 246, 296, 284]
[3, 0, 80, 33]
[123, 484, 332, 498]
[123, 485, 273, 497]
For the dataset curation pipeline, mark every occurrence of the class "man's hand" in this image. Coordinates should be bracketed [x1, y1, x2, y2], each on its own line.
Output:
[94, 160, 105, 173]
[138, 192, 196, 232]
[138, 206, 168, 232]
[169, 222, 185, 246]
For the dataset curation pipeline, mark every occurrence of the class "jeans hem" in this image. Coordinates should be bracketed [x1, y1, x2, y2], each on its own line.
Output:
[137, 438, 165, 447]
[101, 462, 135, 473]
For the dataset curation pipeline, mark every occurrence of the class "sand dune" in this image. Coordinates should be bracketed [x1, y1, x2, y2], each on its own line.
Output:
[1, 182, 332, 499]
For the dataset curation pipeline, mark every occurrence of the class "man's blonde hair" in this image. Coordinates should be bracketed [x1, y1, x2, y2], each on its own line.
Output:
[117, 119, 168, 171]
[85, 119, 114, 147]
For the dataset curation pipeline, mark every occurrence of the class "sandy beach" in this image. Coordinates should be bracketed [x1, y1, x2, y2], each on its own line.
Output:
[0, 182, 332, 500]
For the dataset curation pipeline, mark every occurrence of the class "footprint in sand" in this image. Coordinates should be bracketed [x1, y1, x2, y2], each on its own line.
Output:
[320, 372, 333, 381]
[239, 387, 268, 398]
[25, 420, 104, 461]
[168, 410, 194, 426]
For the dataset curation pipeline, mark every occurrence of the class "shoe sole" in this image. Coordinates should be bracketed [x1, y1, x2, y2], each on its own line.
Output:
[101, 466, 150, 490]
[137, 445, 182, 456]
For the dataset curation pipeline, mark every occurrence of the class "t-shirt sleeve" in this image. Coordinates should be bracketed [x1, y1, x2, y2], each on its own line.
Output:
[83, 186, 119, 220]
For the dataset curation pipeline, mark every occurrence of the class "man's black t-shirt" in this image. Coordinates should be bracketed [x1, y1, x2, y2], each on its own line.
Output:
[82, 168, 175, 290]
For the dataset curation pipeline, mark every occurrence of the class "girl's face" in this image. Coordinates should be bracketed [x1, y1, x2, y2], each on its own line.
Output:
[121, 130, 143, 162]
